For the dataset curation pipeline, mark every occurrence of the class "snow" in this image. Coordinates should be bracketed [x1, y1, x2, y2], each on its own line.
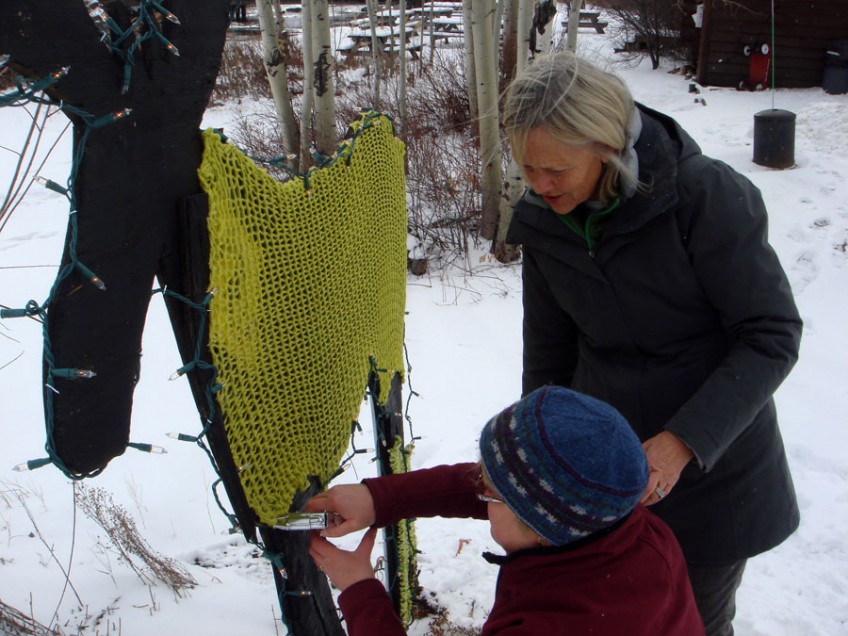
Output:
[2, 16, 848, 636]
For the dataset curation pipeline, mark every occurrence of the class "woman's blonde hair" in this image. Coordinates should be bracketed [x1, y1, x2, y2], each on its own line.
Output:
[502, 51, 637, 205]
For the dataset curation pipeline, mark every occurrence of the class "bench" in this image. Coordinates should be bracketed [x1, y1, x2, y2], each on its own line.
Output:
[425, 15, 463, 42]
[562, 10, 608, 34]
[339, 30, 425, 61]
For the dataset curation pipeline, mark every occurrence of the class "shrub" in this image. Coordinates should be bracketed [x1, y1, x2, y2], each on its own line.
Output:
[217, 34, 487, 270]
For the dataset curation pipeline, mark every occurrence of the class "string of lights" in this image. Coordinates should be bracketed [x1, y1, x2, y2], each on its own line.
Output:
[1, 0, 188, 477]
[2, 4, 326, 627]
[3, 21, 417, 624]
[84, 0, 181, 94]
[1, 60, 155, 477]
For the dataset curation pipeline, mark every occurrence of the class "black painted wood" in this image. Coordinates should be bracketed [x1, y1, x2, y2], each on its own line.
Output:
[1, 5, 388, 632]
[0, 0, 231, 473]
[698, 0, 848, 88]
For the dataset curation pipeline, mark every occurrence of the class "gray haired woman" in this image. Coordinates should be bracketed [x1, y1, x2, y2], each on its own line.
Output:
[504, 50, 802, 636]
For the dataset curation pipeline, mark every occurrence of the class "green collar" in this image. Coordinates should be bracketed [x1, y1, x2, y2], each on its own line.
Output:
[553, 197, 621, 250]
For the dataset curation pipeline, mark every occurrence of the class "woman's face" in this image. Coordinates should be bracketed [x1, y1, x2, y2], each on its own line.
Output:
[519, 127, 606, 215]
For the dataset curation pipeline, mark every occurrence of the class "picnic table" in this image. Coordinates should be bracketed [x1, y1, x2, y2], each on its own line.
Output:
[351, 5, 455, 29]
[428, 15, 463, 41]
[349, 14, 424, 29]
[417, 2, 461, 12]
[409, 5, 456, 19]
[562, 9, 608, 34]
[338, 26, 424, 60]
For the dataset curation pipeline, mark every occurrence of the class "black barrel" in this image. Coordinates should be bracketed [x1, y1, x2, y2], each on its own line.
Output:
[823, 39, 848, 95]
[753, 109, 795, 169]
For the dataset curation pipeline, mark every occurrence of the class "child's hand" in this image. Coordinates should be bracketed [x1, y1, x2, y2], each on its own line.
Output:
[309, 527, 378, 592]
[304, 484, 376, 538]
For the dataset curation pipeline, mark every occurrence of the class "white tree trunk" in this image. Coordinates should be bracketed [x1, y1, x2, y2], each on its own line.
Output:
[500, 0, 519, 82]
[517, 0, 535, 74]
[470, 1, 503, 241]
[299, 0, 315, 171]
[257, 0, 298, 153]
[311, 0, 337, 156]
[461, 0, 478, 123]
[566, 0, 583, 52]
[501, 1, 534, 257]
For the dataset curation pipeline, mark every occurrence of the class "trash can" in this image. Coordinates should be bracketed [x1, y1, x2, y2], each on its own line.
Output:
[753, 109, 795, 169]
[823, 39, 848, 95]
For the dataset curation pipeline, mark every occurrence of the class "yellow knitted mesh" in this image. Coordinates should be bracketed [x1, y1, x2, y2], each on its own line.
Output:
[390, 438, 418, 626]
[197, 112, 407, 526]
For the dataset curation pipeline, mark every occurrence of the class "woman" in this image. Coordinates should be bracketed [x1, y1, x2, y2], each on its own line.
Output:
[502, 50, 802, 636]
[308, 386, 704, 635]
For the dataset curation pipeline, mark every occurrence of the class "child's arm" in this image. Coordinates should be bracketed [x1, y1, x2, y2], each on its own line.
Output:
[309, 529, 408, 636]
[338, 579, 408, 636]
[305, 463, 488, 539]
[364, 462, 487, 527]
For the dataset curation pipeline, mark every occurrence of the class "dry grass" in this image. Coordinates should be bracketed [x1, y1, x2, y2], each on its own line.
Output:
[421, 607, 481, 636]
[213, 38, 271, 103]
[213, 33, 304, 105]
[75, 485, 196, 596]
[0, 599, 60, 636]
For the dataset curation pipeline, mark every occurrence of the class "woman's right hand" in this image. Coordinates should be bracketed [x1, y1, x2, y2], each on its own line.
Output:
[304, 484, 376, 538]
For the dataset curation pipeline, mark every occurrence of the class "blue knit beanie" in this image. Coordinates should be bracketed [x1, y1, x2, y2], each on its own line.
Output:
[479, 386, 648, 546]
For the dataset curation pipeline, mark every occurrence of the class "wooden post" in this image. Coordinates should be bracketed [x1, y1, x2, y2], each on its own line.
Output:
[0, 3, 347, 632]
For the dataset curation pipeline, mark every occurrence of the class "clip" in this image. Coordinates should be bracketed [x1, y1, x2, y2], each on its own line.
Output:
[274, 512, 329, 531]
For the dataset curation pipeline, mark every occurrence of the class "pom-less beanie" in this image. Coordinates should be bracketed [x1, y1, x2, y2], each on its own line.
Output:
[479, 385, 648, 546]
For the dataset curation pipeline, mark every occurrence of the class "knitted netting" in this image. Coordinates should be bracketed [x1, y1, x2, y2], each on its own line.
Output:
[389, 436, 418, 625]
[197, 112, 407, 527]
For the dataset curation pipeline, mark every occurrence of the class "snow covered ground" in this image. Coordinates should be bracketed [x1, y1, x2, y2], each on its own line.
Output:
[2, 11, 848, 636]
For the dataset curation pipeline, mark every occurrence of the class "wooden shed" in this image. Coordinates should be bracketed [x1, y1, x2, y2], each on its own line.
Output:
[696, 0, 848, 88]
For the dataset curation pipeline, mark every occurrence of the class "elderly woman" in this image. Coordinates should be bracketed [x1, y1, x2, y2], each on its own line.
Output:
[503, 51, 801, 636]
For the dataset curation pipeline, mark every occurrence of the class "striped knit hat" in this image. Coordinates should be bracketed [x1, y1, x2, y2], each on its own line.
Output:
[479, 385, 648, 546]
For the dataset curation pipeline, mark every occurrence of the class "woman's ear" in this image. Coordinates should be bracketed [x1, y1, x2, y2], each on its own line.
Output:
[600, 144, 616, 164]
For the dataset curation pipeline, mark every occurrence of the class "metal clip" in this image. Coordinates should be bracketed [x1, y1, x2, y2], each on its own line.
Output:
[274, 512, 329, 531]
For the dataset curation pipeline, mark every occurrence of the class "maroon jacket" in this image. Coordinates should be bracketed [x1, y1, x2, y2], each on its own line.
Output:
[338, 463, 704, 636]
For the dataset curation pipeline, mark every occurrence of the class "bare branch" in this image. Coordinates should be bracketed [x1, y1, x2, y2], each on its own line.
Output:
[16, 491, 84, 608]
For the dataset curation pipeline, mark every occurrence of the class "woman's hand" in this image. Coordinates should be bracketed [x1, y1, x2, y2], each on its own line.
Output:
[641, 431, 694, 505]
[304, 484, 376, 538]
[309, 528, 378, 592]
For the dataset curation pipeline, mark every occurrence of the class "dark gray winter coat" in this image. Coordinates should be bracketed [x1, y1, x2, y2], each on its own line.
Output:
[506, 104, 801, 564]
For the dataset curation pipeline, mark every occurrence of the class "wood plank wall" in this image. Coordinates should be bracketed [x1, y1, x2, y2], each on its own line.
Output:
[697, 0, 848, 88]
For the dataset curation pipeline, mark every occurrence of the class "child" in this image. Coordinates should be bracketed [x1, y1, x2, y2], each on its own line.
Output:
[307, 385, 704, 635]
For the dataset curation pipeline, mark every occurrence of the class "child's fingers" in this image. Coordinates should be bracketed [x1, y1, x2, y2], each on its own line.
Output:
[319, 516, 359, 538]
[304, 493, 329, 512]
[308, 532, 334, 562]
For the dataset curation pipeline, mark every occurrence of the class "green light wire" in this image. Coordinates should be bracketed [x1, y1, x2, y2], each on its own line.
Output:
[0, 65, 152, 479]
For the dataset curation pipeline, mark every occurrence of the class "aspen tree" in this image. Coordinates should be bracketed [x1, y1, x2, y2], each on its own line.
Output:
[257, 0, 299, 153]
